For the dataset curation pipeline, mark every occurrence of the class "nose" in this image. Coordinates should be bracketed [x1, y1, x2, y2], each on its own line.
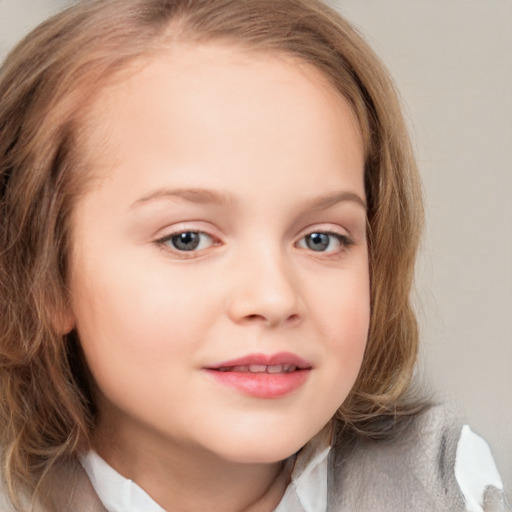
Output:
[226, 247, 304, 328]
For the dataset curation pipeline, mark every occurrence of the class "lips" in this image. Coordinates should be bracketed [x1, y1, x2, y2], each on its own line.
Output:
[206, 352, 311, 371]
[217, 364, 298, 374]
[204, 352, 312, 398]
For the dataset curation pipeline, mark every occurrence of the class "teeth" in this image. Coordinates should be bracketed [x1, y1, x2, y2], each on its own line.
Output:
[248, 364, 267, 373]
[216, 364, 299, 373]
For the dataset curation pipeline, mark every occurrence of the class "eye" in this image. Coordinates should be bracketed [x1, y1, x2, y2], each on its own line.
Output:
[297, 231, 352, 253]
[158, 231, 217, 252]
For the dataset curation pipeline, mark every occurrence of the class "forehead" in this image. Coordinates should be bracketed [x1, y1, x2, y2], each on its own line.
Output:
[77, 42, 364, 194]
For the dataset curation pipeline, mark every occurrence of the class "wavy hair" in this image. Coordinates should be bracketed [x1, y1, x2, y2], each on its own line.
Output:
[0, 0, 424, 506]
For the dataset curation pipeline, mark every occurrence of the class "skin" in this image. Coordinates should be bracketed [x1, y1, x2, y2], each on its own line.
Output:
[67, 43, 370, 511]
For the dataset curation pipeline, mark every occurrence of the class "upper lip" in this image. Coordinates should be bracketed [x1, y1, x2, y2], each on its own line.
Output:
[205, 352, 312, 370]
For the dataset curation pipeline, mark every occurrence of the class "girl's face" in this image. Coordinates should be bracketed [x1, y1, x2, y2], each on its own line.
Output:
[68, 44, 369, 465]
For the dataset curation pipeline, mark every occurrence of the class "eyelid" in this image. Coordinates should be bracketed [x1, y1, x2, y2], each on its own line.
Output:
[295, 226, 354, 256]
[296, 223, 353, 241]
[153, 225, 223, 258]
[297, 231, 353, 247]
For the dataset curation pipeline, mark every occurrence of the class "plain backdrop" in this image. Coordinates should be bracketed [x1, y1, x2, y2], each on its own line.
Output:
[1, 0, 511, 494]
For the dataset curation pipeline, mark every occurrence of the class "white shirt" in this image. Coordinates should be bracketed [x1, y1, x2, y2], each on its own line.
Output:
[79, 425, 503, 512]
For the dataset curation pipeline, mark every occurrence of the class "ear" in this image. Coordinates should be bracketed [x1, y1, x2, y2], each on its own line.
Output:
[54, 306, 76, 335]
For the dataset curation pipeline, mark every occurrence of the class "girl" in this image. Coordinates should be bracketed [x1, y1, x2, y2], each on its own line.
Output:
[0, 0, 508, 511]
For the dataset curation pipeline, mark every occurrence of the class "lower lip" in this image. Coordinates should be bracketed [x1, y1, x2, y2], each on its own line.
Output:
[205, 369, 310, 398]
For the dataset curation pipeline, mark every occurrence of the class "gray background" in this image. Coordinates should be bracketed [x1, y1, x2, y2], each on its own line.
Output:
[1, 0, 511, 493]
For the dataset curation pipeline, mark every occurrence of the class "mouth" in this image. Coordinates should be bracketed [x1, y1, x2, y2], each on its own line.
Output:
[205, 352, 312, 372]
[204, 352, 312, 398]
[216, 364, 302, 374]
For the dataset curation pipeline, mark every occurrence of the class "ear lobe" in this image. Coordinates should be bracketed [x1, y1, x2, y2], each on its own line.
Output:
[54, 307, 76, 335]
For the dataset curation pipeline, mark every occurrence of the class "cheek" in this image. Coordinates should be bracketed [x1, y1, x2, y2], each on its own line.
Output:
[328, 303, 369, 375]
[310, 265, 370, 391]
[315, 262, 370, 337]
[69, 254, 223, 395]
[71, 281, 190, 427]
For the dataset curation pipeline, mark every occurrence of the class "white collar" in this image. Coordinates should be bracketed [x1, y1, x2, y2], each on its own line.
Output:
[274, 432, 332, 512]
[79, 450, 165, 512]
[79, 434, 331, 512]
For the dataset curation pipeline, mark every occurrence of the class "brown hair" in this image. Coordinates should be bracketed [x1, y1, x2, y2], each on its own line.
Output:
[0, 0, 424, 506]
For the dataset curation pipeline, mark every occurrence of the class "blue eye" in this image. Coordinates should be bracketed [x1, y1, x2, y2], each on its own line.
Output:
[162, 231, 215, 252]
[298, 232, 351, 253]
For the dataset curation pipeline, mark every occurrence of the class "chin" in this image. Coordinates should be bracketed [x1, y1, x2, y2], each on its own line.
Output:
[206, 427, 320, 465]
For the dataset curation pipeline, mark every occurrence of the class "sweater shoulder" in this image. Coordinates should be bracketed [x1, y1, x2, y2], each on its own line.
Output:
[328, 405, 466, 512]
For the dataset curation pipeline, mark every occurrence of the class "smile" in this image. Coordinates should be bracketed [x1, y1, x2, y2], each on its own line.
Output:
[204, 352, 312, 398]
[216, 364, 299, 373]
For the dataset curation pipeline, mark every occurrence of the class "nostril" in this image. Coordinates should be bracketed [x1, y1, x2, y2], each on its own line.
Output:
[245, 314, 264, 322]
[241, 312, 300, 326]
[286, 313, 301, 324]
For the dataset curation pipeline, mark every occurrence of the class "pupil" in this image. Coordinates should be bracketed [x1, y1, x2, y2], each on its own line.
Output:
[172, 232, 200, 251]
[307, 233, 329, 251]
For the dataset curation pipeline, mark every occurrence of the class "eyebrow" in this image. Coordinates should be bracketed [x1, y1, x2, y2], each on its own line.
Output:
[131, 187, 366, 211]
[303, 191, 367, 211]
[131, 187, 235, 208]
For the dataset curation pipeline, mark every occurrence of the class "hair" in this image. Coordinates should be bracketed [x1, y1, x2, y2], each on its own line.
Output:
[0, 0, 425, 507]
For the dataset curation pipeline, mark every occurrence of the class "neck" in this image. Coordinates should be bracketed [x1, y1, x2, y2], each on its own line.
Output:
[93, 419, 291, 512]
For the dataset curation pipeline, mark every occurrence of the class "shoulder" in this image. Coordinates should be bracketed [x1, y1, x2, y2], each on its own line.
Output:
[0, 467, 23, 512]
[0, 477, 30, 512]
[0, 489, 18, 512]
[455, 424, 509, 512]
[0, 454, 106, 512]
[327, 405, 510, 512]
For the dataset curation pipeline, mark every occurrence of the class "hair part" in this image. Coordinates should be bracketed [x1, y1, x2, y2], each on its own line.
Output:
[0, 0, 425, 506]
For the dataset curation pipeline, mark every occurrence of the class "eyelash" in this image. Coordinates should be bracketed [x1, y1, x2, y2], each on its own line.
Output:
[154, 231, 219, 258]
[154, 229, 353, 258]
[296, 231, 354, 255]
